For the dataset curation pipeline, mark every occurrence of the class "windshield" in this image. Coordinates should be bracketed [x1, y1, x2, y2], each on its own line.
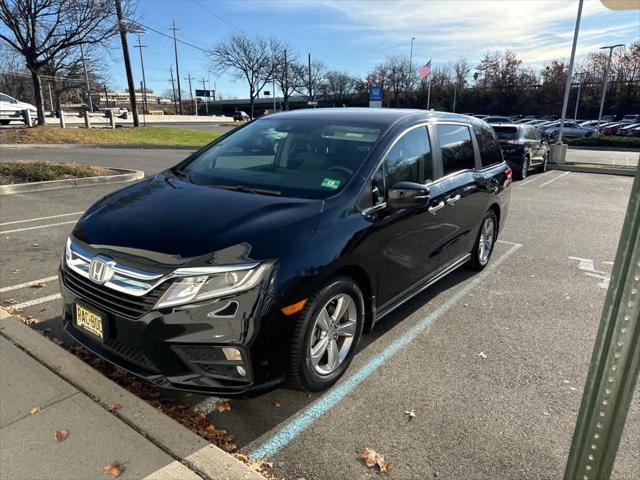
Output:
[176, 118, 382, 199]
[493, 126, 519, 140]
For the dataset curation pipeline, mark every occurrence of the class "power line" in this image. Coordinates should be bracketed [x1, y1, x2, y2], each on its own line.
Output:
[191, 0, 242, 31]
[128, 20, 209, 53]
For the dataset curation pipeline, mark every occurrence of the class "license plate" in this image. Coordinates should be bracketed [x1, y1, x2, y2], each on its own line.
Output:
[75, 304, 103, 340]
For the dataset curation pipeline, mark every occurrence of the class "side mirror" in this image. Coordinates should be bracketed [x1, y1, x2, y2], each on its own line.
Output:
[387, 182, 429, 210]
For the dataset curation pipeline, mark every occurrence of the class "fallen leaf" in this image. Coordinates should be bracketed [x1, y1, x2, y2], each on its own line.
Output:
[31, 281, 47, 289]
[360, 447, 391, 474]
[103, 461, 124, 477]
[52, 338, 64, 346]
[216, 401, 231, 413]
[404, 408, 416, 420]
[54, 430, 69, 442]
[30, 406, 41, 415]
[1, 298, 18, 306]
[477, 351, 488, 359]
[272, 400, 282, 408]
[107, 403, 122, 413]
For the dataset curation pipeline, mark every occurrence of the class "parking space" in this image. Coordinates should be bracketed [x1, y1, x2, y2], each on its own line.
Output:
[1, 163, 638, 479]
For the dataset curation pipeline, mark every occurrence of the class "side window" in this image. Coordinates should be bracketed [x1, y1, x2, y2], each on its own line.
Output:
[473, 123, 502, 168]
[524, 127, 536, 140]
[438, 124, 475, 175]
[384, 127, 432, 189]
[533, 128, 542, 141]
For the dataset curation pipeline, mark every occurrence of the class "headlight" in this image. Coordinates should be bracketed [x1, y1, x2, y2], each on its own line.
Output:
[155, 263, 272, 308]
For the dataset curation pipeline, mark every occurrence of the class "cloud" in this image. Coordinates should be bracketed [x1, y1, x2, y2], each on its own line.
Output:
[270, 0, 638, 65]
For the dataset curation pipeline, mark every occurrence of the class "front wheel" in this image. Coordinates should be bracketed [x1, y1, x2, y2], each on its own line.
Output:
[288, 278, 365, 391]
[468, 210, 498, 271]
[518, 157, 529, 180]
[540, 151, 549, 172]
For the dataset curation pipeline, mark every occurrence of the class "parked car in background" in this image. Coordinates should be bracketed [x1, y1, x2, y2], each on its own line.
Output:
[620, 114, 640, 124]
[600, 122, 625, 135]
[484, 116, 513, 124]
[624, 125, 640, 137]
[523, 119, 549, 127]
[540, 121, 597, 139]
[616, 123, 640, 136]
[493, 124, 549, 179]
[233, 110, 250, 122]
[0, 92, 37, 125]
[59, 109, 511, 395]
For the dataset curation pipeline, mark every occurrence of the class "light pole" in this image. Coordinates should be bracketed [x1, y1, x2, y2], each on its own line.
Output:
[557, 0, 583, 145]
[409, 37, 415, 73]
[573, 72, 585, 120]
[114, 0, 139, 127]
[134, 33, 148, 125]
[597, 44, 624, 130]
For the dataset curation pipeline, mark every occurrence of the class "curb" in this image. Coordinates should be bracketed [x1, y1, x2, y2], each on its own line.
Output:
[0, 310, 263, 480]
[549, 163, 637, 177]
[1, 143, 200, 150]
[567, 145, 640, 153]
[0, 168, 145, 195]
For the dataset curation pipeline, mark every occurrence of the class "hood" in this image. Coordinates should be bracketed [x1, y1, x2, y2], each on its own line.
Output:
[73, 173, 323, 266]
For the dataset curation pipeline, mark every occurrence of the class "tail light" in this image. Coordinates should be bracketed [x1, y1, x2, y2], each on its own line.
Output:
[505, 167, 513, 182]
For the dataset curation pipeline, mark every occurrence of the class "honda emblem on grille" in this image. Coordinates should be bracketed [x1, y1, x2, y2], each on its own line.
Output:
[88, 256, 115, 284]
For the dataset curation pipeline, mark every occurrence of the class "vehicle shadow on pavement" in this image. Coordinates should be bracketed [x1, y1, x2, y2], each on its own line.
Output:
[189, 267, 475, 449]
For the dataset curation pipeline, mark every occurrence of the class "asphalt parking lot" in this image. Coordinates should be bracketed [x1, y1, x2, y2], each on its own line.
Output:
[1, 149, 638, 479]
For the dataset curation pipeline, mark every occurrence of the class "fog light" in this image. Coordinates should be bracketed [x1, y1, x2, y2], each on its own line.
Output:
[222, 347, 242, 361]
[236, 366, 247, 377]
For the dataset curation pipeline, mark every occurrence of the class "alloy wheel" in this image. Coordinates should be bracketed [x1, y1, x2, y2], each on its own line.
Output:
[309, 293, 357, 376]
[477, 216, 496, 265]
[521, 158, 529, 179]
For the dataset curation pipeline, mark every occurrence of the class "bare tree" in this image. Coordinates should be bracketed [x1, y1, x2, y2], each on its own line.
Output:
[0, 0, 120, 125]
[209, 33, 277, 119]
[297, 59, 326, 104]
[322, 70, 357, 105]
[375, 56, 412, 107]
[454, 58, 470, 88]
[271, 45, 305, 111]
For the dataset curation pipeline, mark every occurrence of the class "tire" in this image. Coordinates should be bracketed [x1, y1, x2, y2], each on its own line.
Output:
[288, 277, 365, 392]
[518, 156, 529, 180]
[540, 151, 549, 172]
[468, 210, 498, 271]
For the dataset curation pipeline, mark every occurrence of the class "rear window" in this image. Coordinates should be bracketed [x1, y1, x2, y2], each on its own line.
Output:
[473, 123, 503, 167]
[493, 126, 519, 140]
[437, 124, 475, 176]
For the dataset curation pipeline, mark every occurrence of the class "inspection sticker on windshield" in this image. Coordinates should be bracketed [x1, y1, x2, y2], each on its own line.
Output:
[321, 178, 341, 189]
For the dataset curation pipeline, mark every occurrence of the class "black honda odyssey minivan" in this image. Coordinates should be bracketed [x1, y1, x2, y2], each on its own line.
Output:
[60, 108, 511, 396]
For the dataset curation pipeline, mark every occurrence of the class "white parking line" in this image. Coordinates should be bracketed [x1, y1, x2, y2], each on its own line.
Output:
[0, 212, 83, 226]
[10, 294, 62, 310]
[1, 220, 77, 234]
[519, 170, 554, 186]
[539, 171, 570, 188]
[0, 276, 58, 293]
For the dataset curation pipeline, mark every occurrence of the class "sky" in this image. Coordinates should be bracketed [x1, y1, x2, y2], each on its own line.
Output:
[107, 0, 640, 99]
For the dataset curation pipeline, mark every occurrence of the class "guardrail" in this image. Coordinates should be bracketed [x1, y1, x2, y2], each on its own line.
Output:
[2, 109, 129, 129]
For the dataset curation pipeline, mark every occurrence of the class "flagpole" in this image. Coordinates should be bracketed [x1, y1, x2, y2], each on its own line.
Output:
[427, 81, 431, 109]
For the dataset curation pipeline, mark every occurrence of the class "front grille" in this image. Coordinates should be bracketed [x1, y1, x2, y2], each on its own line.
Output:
[104, 337, 158, 372]
[63, 266, 170, 319]
[175, 345, 226, 363]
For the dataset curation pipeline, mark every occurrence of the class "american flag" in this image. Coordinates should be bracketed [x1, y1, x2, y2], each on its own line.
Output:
[418, 59, 432, 79]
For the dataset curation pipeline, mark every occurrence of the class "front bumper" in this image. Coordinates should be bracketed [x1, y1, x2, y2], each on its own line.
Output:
[59, 267, 286, 397]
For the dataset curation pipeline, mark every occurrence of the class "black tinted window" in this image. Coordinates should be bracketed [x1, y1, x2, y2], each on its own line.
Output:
[384, 127, 432, 189]
[438, 124, 475, 175]
[524, 127, 537, 140]
[474, 123, 503, 167]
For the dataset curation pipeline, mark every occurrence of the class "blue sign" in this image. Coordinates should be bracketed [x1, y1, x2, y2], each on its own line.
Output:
[369, 86, 383, 101]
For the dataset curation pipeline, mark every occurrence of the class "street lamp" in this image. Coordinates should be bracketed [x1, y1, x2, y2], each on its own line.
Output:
[573, 71, 586, 120]
[409, 37, 415, 73]
[596, 43, 625, 129]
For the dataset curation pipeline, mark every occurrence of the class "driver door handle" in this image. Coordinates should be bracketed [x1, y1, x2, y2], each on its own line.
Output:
[428, 201, 445, 214]
[445, 194, 461, 205]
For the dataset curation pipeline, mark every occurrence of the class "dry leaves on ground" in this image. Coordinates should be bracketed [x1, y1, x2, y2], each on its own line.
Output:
[54, 430, 69, 442]
[271, 400, 282, 408]
[30, 406, 41, 415]
[477, 351, 488, 359]
[31, 280, 47, 288]
[216, 401, 232, 413]
[103, 461, 124, 477]
[234, 453, 276, 479]
[107, 403, 122, 413]
[360, 447, 391, 474]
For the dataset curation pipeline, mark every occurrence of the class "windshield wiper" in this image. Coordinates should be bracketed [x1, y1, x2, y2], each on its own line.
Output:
[212, 184, 281, 196]
[173, 168, 194, 183]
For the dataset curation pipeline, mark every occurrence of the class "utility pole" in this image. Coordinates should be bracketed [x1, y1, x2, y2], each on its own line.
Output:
[284, 49, 289, 110]
[79, 43, 93, 112]
[170, 20, 183, 115]
[139, 80, 146, 126]
[557, 0, 583, 144]
[104, 85, 109, 108]
[114, 0, 139, 126]
[597, 44, 625, 130]
[184, 73, 196, 115]
[47, 83, 54, 114]
[201, 77, 209, 115]
[452, 82, 457, 113]
[134, 34, 148, 115]
[169, 66, 177, 114]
